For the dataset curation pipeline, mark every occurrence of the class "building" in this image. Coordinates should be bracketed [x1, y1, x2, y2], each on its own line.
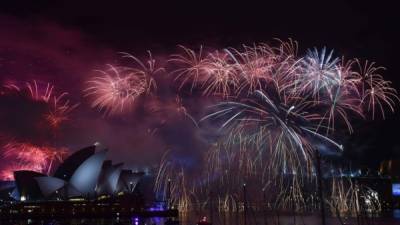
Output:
[0, 145, 181, 219]
[5, 144, 146, 202]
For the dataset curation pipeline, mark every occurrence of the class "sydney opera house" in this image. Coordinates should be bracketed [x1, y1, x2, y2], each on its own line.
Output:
[0, 145, 176, 219]
[1, 145, 148, 202]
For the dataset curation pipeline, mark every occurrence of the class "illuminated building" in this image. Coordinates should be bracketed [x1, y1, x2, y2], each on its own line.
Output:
[6, 145, 145, 201]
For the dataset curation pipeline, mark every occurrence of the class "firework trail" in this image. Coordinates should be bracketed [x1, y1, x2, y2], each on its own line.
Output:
[355, 60, 399, 119]
[327, 176, 381, 219]
[0, 141, 68, 181]
[85, 52, 163, 115]
[297, 47, 341, 96]
[145, 96, 199, 129]
[169, 45, 210, 92]
[202, 89, 326, 178]
[3, 80, 78, 130]
[170, 46, 239, 98]
[154, 151, 197, 211]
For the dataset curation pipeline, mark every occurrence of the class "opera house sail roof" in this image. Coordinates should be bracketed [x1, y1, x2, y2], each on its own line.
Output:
[14, 171, 46, 201]
[69, 150, 107, 197]
[6, 145, 146, 202]
[53, 145, 96, 180]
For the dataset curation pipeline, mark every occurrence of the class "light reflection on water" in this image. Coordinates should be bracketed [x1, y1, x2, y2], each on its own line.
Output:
[2, 213, 400, 225]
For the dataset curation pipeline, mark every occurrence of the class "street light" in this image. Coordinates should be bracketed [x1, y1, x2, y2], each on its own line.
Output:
[315, 150, 326, 225]
[243, 183, 247, 225]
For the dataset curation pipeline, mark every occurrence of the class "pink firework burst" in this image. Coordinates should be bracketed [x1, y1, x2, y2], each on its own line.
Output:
[170, 46, 239, 98]
[3, 80, 78, 129]
[0, 141, 68, 181]
[356, 60, 399, 119]
[85, 52, 163, 115]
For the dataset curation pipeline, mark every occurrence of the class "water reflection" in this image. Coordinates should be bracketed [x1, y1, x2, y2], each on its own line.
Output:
[1, 213, 400, 225]
[2, 217, 171, 225]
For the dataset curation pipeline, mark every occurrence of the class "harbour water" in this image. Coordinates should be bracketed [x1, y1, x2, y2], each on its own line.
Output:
[2, 211, 400, 225]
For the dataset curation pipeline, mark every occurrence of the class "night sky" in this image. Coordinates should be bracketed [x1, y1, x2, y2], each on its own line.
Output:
[0, 1, 399, 172]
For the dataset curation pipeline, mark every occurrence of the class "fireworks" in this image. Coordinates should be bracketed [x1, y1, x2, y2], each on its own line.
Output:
[170, 41, 301, 98]
[85, 52, 163, 115]
[0, 81, 74, 181]
[0, 39, 397, 216]
[154, 151, 195, 211]
[3, 80, 78, 129]
[170, 46, 239, 98]
[327, 176, 381, 219]
[174, 96, 199, 128]
[156, 40, 398, 212]
[356, 60, 399, 119]
[200, 41, 397, 165]
[0, 141, 68, 181]
[170, 45, 209, 92]
[298, 47, 341, 96]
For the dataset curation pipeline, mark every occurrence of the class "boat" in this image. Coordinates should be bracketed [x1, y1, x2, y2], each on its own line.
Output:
[196, 216, 212, 225]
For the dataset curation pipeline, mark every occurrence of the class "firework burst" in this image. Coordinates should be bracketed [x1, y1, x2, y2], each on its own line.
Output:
[355, 60, 399, 119]
[170, 47, 239, 98]
[297, 47, 341, 96]
[0, 141, 68, 180]
[85, 52, 163, 115]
